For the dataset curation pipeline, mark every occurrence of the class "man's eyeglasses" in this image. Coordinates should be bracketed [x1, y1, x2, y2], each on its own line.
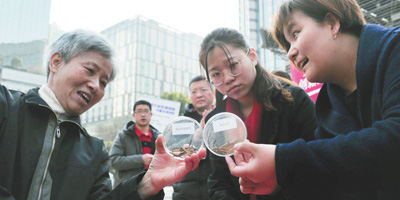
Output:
[190, 87, 211, 96]
[208, 48, 250, 87]
[135, 109, 151, 114]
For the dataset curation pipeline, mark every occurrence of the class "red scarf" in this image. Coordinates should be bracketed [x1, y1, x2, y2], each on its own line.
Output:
[226, 97, 264, 143]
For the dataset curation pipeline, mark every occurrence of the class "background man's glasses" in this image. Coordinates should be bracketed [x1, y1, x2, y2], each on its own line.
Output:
[135, 109, 151, 114]
[190, 88, 211, 96]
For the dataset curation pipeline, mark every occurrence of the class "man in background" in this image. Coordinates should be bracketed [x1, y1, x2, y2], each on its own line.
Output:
[272, 70, 292, 80]
[183, 75, 215, 121]
[173, 75, 215, 200]
[110, 100, 161, 188]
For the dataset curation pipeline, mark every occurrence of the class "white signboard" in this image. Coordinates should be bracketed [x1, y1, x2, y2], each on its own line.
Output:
[137, 96, 181, 133]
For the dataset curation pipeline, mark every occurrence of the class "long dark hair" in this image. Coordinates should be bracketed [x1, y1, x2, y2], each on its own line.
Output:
[199, 28, 293, 111]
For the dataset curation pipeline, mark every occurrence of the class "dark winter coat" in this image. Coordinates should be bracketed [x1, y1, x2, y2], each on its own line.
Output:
[0, 86, 164, 200]
[183, 103, 203, 122]
[109, 121, 160, 188]
[275, 24, 400, 199]
[206, 85, 317, 200]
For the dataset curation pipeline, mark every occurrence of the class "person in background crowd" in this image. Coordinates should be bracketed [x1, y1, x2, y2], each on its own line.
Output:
[272, 70, 298, 86]
[272, 70, 292, 81]
[199, 27, 317, 200]
[110, 100, 161, 188]
[183, 75, 215, 122]
[226, 0, 400, 199]
[173, 75, 215, 200]
[0, 29, 205, 200]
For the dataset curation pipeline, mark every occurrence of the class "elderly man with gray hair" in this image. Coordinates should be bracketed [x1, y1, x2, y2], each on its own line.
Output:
[0, 29, 205, 200]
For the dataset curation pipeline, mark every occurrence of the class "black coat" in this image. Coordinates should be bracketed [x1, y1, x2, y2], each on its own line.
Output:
[183, 103, 203, 122]
[0, 86, 164, 200]
[275, 24, 400, 200]
[206, 85, 317, 200]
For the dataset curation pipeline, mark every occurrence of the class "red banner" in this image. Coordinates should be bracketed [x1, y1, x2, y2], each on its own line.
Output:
[290, 63, 322, 103]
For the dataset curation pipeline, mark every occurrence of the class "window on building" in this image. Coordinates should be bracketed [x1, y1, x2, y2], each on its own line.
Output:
[166, 67, 173, 82]
[155, 80, 161, 96]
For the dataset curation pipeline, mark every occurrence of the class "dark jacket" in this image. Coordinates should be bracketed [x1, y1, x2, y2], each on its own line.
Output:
[206, 85, 317, 200]
[275, 24, 400, 199]
[0, 86, 164, 200]
[172, 103, 212, 200]
[183, 103, 203, 122]
[109, 121, 160, 188]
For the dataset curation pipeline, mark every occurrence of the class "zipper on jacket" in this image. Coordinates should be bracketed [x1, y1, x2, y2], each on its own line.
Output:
[56, 125, 61, 138]
[37, 122, 59, 200]
[34, 105, 85, 199]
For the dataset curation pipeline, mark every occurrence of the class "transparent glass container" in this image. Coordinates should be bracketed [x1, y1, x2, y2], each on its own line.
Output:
[203, 112, 247, 157]
[162, 116, 203, 159]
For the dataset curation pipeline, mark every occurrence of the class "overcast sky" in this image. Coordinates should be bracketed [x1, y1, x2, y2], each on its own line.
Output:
[50, 0, 239, 37]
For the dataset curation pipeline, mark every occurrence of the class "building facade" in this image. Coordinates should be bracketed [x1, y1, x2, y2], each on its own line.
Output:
[238, 0, 288, 73]
[0, 40, 47, 75]
[0, 0, 51, 75]
[81, 15, 203, 125]
[0, 0, 51, 44]
[239, 0, 400, 74]
[0, 66, 46, 93]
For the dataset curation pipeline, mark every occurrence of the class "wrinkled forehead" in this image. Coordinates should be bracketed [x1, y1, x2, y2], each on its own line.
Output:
[93, 52, 113, 79]
[87, 51, 115, 81]
[191, 81, 209, 89]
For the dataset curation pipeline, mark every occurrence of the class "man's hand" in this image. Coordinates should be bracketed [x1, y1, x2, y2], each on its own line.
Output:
[200, 109, 211, 128]
[225, 142, 278, 195]
[138, 135, 206, 199]
[142, 154, 154, 166]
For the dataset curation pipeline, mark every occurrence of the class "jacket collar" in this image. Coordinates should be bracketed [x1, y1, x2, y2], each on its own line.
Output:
[316, 84, 362, 136]
[316, 24, 396, 135]
[355, 24, 384, 127]
[183, 103, 198, 115]
[24, 87, 88, 136]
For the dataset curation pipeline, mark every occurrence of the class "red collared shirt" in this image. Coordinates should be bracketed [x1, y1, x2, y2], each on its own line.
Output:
[135, 126, 152, 169]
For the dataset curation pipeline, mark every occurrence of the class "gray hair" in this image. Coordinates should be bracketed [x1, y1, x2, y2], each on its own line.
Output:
[46, 29, 117, 81]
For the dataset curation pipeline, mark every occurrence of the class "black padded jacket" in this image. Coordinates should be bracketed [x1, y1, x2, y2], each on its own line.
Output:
[0, 86, 164, 200]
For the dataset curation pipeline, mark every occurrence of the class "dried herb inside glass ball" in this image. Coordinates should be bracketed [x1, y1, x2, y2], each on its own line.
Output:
[170, 145, 198, 157]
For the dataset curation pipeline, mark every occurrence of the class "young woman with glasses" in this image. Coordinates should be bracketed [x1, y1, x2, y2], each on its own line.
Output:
[199, 27, 317, 200]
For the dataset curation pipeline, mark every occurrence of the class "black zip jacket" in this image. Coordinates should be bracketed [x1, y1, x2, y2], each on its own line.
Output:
[183, 103, 203, 122]
[206, 85, 317, 200]
[110, 121, 160, 188]
[0, 86, 164, 200]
